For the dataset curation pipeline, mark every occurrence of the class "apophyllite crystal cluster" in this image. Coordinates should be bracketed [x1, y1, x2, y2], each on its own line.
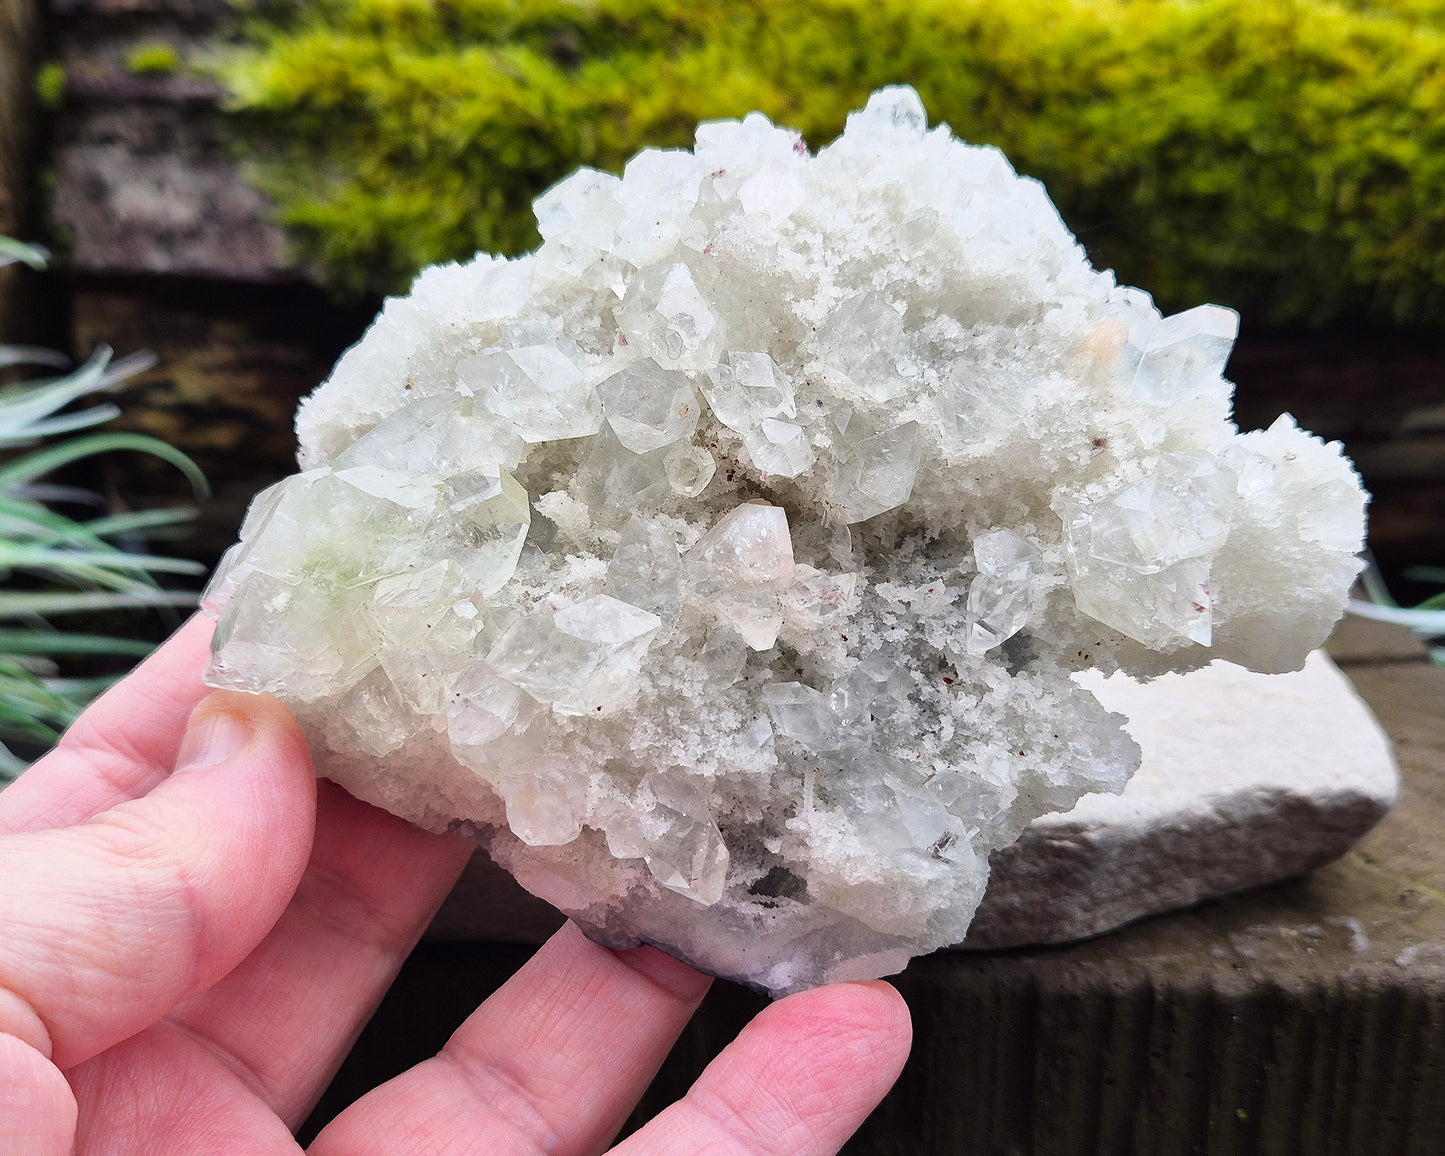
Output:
[204, 88, 1366, 996]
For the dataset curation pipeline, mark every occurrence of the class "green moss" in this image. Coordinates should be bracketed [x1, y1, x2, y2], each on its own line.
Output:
[125, 42, 184, 76]
[218, 0, 1445, 324]
[34, 61, 66, 109]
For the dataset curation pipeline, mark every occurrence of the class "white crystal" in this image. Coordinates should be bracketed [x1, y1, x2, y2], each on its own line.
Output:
[1064, 453, 1238, 649]
[598, 358, 701, 453]
[1124, 305, 1239, 407]
[689, 503, 796, 592]
[208, 87, 1367, 999]
[965, 530, 1041, 655]
[446, 663, 529, 750]
[840, 654, 913, 722]
[501, 760, 585, 846]
[487, 594, 661, 715]
[639, 774, 730, 906]
[338, 669, 417, 758]
[460, 346, 602, 443]
[784, 564, 856, 624]
[702, 351, 795, 433]
[617, 263, 724, 370]
[830, 421, 923, 523]
[663, 442, 716, 497]
[816, 292, 913, 402]
[334, 393, 524, 474]
[695, 628, 747, 689]
[606, 516, 683, 615]
[764, 682, 845, 752]
[574, 427, 672, 519]
[743, 418, 814, 478]
[425, 467, 530, 596]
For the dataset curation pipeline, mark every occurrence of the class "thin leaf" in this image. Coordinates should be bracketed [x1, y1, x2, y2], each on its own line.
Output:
[44, 673, 126, 699]
[95, 350, 157, 386]
[0, 497, 146, 550]
[0, 345, 69, 371]
[0, 238, 50, 270]
[0, 591, 198, 616]
[0, 431, 210, 497]
[83, 507, 198, 538]
[1357, 559, 1398, 608]
[7, 484, 104, 507]
[0, 545, 206, 576]
[0, 503, 103, 543]
[1403, 565, 1445, 586]
[1346, 599, 1445, 637]
[0, 629, 155, 657]
[0, 741, 28, 782]
[0, 345, 112, 427]
[18, 404, 124, 439]
[0, 669, 75, 722]
[0, 701, 64, 743]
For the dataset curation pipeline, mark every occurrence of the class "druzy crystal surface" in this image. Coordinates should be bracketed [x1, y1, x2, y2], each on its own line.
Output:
[204, 88, 1367, 996]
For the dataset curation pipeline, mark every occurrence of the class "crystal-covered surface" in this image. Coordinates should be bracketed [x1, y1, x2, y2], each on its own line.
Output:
[207, 88, 1367, 997]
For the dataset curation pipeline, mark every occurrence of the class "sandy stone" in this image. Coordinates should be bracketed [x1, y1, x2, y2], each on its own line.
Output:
[964, 650, 1398, 948]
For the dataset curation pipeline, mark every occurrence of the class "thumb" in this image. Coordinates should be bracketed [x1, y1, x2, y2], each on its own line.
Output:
[0, 691, 316, 1072]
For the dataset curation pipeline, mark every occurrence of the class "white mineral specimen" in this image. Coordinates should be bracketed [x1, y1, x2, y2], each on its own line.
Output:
[203, 87, 1367, 996]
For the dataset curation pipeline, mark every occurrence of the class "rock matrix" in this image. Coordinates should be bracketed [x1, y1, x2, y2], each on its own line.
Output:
[205, 88, 1367, 995]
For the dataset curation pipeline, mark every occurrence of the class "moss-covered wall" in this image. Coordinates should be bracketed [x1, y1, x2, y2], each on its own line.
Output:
[220, 0, 1445, 324]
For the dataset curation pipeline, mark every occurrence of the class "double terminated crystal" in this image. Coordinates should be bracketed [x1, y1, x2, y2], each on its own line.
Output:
[205, 87, 1366, 995]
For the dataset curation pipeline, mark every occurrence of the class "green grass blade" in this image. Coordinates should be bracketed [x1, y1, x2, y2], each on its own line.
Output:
[0, 701, 64, 743]
[1403, 566, 1445, 586]
[0, 629, 155, 657]
[1347, 599, 1445, 638]
[0, 345, 69, 371]
[0, 237, 49, 270]
[0, 741, 28, 783]
[18, 404, 125, 440]
[0, 347, 113, 441]
[0, 545, 207, 576]
[0, 498, 101, 542]
[0, 665, 77, 721]
[83, 507, 198, 538]
[0, 591, 198, 616]
[44, 673, 127, 699]
[0, 431, 209, 497]
[8, 484, 103, 506]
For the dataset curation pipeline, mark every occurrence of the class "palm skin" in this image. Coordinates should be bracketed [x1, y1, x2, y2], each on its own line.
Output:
[0, 615, 912, 1155]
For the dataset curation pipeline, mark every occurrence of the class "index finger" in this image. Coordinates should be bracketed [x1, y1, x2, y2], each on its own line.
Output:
[0, 613, 216, 834]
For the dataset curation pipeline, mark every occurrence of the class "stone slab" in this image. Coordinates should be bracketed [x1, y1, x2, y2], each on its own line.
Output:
[427, 645, 1399, 951]
[963, 650, 1398, 948]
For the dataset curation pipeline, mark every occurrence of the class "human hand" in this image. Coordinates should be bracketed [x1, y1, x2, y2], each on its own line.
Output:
[0, 616, 912, 1154]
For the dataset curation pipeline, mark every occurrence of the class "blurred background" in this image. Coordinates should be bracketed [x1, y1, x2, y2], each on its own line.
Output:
[2, 0, 1444, 762]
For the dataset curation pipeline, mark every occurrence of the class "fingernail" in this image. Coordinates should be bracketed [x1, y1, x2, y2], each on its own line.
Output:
[174, 702, 252, 772]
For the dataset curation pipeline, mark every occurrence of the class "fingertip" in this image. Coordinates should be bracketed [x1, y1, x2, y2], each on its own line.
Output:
[837, 980, 913, 1077]
[168, 687, 317, 882]
[0, 1033, 76, 1156]
[768, 979, 913, 1071]
[608, 940, 714, 1005]
[177, 690, 311, 772]
[841, 979, 913, 1034]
